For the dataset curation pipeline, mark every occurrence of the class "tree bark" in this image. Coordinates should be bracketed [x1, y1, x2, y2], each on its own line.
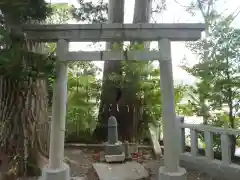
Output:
[0, 76, 48, 178]
[95, 0, 153, 141]
[117, 0, 153, 141]
[0, 36, 49, 178]
[133, 0, 152, 24]
[94, 0, 125, 141]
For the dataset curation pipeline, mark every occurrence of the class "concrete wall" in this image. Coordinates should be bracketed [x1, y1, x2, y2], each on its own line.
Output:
[180, 153, 240, 180]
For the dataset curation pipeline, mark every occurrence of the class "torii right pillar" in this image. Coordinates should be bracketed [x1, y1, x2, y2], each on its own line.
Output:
[158, 38, 187, 180]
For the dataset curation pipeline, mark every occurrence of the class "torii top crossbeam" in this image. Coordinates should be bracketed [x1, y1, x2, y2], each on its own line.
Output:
[21, 23, 205, 42]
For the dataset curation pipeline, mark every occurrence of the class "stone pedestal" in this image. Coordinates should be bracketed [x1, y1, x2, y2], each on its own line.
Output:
[124, 141, 132, 160]
[158, 166, 187, 180]
[40, 163, 70, 180]
[104, 141, 124, 155]
[105, 152, 125, 163]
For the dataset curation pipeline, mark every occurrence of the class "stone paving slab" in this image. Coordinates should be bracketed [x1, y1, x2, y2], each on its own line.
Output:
[90, 161, 150, 180]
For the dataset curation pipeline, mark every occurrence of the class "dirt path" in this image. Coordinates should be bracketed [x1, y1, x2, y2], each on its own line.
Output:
[64, 148, 94, 178]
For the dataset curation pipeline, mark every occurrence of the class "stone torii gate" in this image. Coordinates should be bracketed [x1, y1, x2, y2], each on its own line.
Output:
[22, 23, 204, 180]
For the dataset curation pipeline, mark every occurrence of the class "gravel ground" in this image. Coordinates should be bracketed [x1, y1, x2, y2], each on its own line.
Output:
[64, 148, 223, 180]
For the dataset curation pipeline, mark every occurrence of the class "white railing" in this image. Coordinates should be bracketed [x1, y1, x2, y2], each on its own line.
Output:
[178, 117, 240, 165]
[174, 117, 240, 179]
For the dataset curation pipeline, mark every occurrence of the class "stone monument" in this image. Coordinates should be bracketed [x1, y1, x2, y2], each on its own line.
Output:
[104, 116, 125, 162]
[88, 117, 149, 180]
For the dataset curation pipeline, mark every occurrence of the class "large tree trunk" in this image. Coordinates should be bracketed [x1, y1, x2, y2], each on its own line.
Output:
[0, 8, 50, 178]
[95, 0, 153, 141]
[133, 0, 152, 25]
[94, 0, 125, 141]
[0, 76, 48, 179]
[117, 0, 153, 141]
[0, 36, 49, 178]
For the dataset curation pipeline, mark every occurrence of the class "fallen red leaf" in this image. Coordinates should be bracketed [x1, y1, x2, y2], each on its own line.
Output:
[92, 153, 100, 161]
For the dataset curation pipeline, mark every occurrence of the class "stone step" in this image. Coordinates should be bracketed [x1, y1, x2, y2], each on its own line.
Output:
[88, 161, 150, 180]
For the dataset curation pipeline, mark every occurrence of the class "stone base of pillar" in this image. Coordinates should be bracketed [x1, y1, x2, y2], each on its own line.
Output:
[158, 166, 187, 180]
[104, 141, 124, 155]
[40, 163, 70, 180]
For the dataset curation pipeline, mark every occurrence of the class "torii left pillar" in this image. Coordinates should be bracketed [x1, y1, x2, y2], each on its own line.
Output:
[40, 39, 70, 180]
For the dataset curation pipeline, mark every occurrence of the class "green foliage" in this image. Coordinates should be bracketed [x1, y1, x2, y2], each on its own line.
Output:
[107, 43, 188, 137]
[178, 0, 220, 23]
[152, 0, 167, 14]
[0, 42, 55, 81]
[183, 16, 240, 121]
[46, 3, 71, 24]
[0, 0, 52, 23]
[66, 62, 101, 142]
[42, 2, 102, 142]
[183, 15, 240, 153]
[71, 0, 108, 23]
[44, 3, 72, 107]
[0, 0, 54, 82]
[71, 0, 168, 24]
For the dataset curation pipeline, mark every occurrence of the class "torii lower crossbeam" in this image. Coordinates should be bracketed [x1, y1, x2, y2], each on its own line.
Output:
[62, 50, 161, 61]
